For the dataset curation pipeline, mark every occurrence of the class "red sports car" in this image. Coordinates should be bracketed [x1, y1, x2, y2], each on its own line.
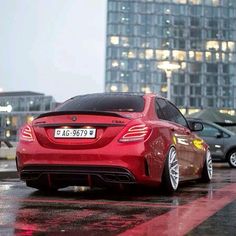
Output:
[16, 93, 213, 193]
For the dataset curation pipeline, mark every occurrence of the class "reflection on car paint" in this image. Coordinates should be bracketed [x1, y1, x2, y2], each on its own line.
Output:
[192, 139, 205, 151]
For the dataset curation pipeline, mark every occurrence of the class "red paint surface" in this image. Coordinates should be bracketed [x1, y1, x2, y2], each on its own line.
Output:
[119, 183, 236, 236]
[16, 93, 209, 190]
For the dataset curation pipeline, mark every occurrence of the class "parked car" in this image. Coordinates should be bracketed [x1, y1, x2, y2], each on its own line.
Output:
[188, 119, 236, 168]
[16, 93, 212, 194]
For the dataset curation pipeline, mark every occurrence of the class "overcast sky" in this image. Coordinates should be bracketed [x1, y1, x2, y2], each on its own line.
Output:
[0, 0, 107, 102]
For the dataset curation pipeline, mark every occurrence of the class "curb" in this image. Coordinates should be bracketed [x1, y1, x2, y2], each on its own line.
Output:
[0, 156, 15, 160]
[0, 147, 16, 160]
[0, 170, 18, 179]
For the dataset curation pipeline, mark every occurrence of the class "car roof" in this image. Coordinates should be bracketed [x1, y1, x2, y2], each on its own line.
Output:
[70, 92, 162, 99]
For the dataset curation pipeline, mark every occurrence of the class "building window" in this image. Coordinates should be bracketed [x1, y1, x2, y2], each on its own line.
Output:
[207, 98, 214, 107]
[190, 86, 202, 95]
[189, 63, 202, 73]
[173, 39, 186, 50]
[172, 50, 186, 61]
[173, 85, 185, 95]
[110, 36, 119, 45]
[156, 50, 170, 60]
[206, 41, 220, 50]
[190, 98, 202, 107]
[174, 97, 185, 106]
[190, 40, 202, 49]
[206, 63, 218, 73]
[145, 49, 154, 59]
[195, 52, 203, 61]
[190, 28, 202, 38]
[191, 17, 200, 26]
[173, 17, 186, 26]
[190, 74, 200, 84]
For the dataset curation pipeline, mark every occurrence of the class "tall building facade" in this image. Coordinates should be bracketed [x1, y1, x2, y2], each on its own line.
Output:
[105, 0, 236, 114]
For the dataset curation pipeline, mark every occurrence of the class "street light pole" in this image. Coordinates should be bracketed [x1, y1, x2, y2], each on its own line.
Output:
[157, 61, 180, 101]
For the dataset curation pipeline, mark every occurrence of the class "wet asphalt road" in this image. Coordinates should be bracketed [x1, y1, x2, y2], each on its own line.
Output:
[0, 163, 236, 236]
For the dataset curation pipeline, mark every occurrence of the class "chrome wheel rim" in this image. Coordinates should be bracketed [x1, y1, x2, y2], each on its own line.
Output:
[230, 152, 236, 167]
[169, 147, 179, 190]
[206, 150, 213, 179]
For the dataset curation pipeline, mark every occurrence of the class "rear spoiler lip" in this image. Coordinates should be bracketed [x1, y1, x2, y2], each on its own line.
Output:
[34, 122, 125, 128]
[35, 110, 131, 120]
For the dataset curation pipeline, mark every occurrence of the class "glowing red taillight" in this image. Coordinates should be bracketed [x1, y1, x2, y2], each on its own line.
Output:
[119, 124, 151, 143]
[20, 124, 34, 142]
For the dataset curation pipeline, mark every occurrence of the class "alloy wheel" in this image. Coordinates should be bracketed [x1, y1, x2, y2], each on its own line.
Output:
[229, 152, 236, 167]
[168, 147, 179, 190]
[206, 150, 213, 180]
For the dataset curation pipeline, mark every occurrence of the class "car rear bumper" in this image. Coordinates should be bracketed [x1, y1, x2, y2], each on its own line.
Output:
[19, 165, 136, 187]
[16, 141, 162, 188]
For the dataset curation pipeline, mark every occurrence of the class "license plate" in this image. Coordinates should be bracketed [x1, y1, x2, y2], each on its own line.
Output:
[54, 128, 96, 138]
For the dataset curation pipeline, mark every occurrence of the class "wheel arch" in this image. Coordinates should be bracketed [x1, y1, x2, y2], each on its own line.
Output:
[225, 147, 236, 161]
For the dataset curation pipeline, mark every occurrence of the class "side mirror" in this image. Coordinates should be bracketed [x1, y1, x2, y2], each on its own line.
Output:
[188, 121, 203, 131]
[215, 132, 223, 138]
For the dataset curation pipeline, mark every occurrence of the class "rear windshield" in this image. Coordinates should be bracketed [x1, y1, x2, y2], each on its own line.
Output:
[56, 94, 145, 112]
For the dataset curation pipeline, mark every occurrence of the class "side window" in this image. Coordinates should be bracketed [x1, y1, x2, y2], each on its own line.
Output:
[196, 124, 220, 137]
[155, 99, 167, 120]
[156, 98, 188, 127]
[166, 101, 188, 127]
[223, 132, 230, 138]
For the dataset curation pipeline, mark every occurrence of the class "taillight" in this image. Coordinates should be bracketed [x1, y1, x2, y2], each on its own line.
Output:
[20, 124, 34, 142]
[119, 124, 151, 143]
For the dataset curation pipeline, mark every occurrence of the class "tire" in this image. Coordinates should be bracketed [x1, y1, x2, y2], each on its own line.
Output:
[161, 147, 179, 194]
[227, 150, 236, 168]
[201, 149, 213, 182]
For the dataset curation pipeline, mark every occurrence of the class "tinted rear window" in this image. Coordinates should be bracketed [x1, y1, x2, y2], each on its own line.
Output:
[56, 94, 144, 112]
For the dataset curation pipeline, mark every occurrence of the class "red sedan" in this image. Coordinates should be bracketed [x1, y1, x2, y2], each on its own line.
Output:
[16, 93, 213, 193]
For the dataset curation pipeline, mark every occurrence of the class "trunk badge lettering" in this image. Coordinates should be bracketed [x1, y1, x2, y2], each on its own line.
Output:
[112, 120, 125, 124]
[72, 116, 77, 121]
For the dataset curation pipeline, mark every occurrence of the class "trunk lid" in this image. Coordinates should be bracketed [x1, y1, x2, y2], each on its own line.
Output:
[32, 111, 131, 149]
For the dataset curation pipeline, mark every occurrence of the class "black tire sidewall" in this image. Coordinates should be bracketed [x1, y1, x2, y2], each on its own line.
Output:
[201, 150, 212, 182]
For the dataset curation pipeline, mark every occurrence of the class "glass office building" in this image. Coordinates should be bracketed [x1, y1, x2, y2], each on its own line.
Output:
[0, 91, 56, 141]
[105, 0, 236, 114]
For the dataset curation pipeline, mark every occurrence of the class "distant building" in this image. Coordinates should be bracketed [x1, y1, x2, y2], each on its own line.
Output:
[105, 0, 236, 114]
[0, 91, 56, 141]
